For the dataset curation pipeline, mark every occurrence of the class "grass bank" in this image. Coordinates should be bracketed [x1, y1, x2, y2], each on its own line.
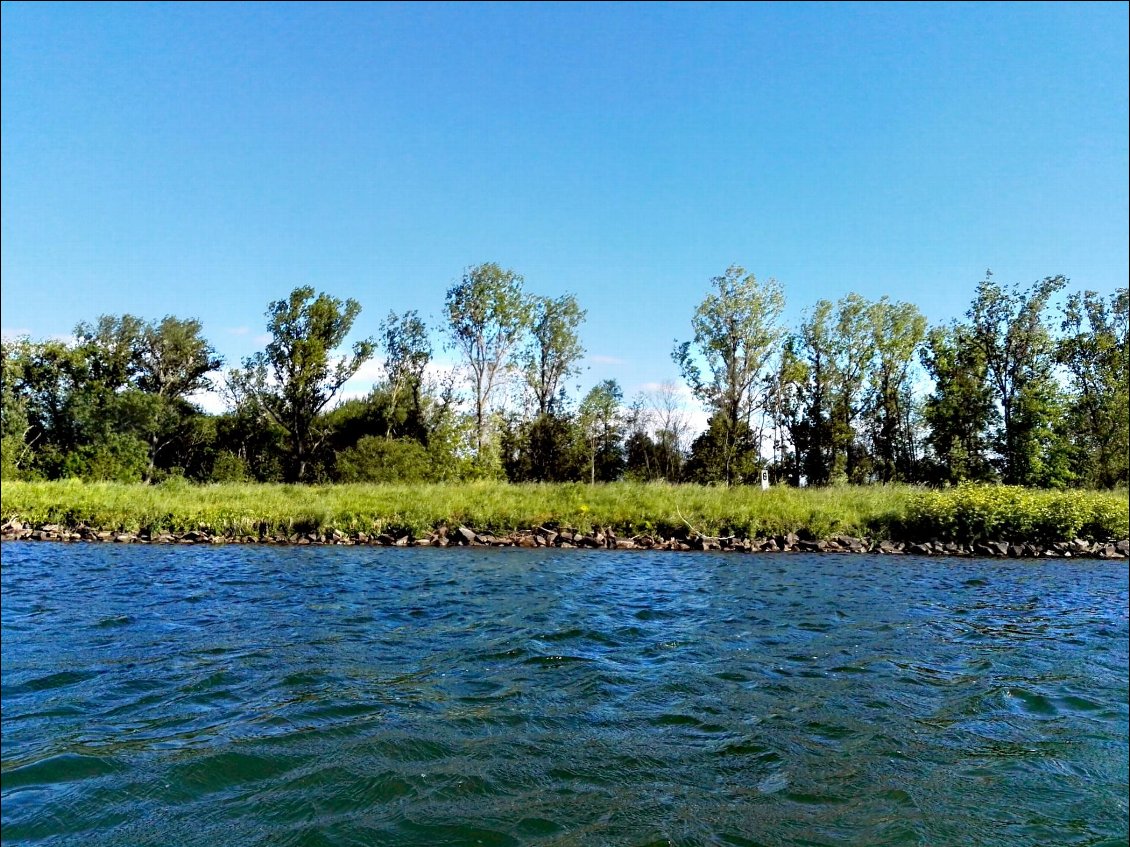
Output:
[1, 480, 1126, 544]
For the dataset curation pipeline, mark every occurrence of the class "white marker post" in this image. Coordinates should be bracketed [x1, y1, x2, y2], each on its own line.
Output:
[760, 469, 769, 491]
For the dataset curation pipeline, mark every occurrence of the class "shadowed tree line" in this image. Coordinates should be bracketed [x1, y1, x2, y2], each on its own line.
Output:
[2, 266, 1126, 488]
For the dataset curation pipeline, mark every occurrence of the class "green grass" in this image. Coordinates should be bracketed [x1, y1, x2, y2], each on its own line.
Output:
[2, 480, 1125, 543]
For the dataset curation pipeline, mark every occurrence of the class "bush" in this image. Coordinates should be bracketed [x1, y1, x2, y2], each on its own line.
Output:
[62, 434, 150, 483]
[210, 451, 250, 482]
[336, 437, 434, 483]
[899, 483, 1129, 543]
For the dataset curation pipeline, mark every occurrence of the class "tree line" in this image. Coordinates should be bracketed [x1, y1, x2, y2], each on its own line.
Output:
[1, 264, 1126, 488]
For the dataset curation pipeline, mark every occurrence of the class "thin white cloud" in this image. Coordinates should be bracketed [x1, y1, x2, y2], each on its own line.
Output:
[226, 326, 251, 336]
[588, 354, 627, 366]
[636, 381, 694, 398]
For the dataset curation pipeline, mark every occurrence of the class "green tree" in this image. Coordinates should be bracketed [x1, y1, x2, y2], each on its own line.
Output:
[578, 379, 624, 484]
[864, 298, 926, 482]
[673, 265, 785, 484]
[826, 293, 873, 483]
[240, 287, 375, 482]
[771, 333, 831, 486]
[784, 300, 842, 485]
[377, 310, 431, 440]
[519, 294, 586, 416]
[7, 338, 91, 477]
[74, 314, 144, 391]
[501, 411, 583, 483]
[135, 316, 223, 399]
[0, 339, 33, 478]
[968, 273, 1067, 485]
[336, 436, 434, 483]
[685, 414, 760, 485]
[444, 263, 531, 459]
[133, 316, 222, 478]
[920, 324, 996, 484]
[1057, 287, 1129, 487]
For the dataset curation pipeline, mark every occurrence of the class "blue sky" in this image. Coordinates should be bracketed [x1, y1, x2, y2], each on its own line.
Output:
[2, 2, 1127, 413]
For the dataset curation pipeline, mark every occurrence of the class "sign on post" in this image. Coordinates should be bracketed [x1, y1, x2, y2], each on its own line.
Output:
[760, 469, 769, 490]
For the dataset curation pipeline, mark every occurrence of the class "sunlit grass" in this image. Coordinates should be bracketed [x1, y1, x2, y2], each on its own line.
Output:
[1, 479, 1125, 542]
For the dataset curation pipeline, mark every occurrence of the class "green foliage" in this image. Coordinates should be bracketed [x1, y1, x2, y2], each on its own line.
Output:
[920, 325, 996, 484]
[900, 483, 1128, 544]
[968, 272, 1067, 485]
[336, 437, 435, 483]
[501, 412, 585, 482]
[237, 287, 375, 482]
[674, 266, 784, 484]
[444, 263, 532, 457]
[1, 435, 25, 480]
[519, 294, 586, 416]
[210, 450, 250, 482]
[62, 433, 150, 483]
[578, 380, 625, 483]
[685, 414, 760, 485]
[864, 298, 927, 482]
[1057, 288, 1129, 488]
[377, 310, 432, 441]
[135, 316, 223, 398]
[3, 272, 1125, 497]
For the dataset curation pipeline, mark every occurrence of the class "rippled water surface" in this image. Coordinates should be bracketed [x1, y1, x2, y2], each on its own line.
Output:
[2, 543, 1127, 846]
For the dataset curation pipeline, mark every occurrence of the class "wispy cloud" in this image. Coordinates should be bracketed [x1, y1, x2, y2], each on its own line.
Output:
[636, 381, 694, 397]
[226, 326, 251, 336]
[588, 354, 627, 366]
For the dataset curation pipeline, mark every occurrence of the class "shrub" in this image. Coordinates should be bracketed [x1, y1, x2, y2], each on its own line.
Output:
[336, 437, 434, 483]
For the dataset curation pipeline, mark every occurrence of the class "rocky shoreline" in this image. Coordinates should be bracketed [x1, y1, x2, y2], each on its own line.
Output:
[2, 519, 1127, 559]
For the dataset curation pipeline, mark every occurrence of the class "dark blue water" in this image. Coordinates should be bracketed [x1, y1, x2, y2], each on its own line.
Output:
[2, 543, 1127, 846]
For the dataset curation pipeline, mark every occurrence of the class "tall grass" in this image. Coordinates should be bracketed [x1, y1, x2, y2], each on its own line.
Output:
[1, 480, 1126, 542]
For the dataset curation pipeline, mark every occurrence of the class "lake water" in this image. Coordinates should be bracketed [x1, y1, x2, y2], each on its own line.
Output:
[1, 543, 1127, 846]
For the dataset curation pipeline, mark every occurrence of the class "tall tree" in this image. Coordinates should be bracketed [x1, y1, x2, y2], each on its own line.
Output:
[920, 324, 996, 484]
[673, 265, 785, 484]
[864, 298, 926, 482]
[968, 273, 1067, 485]
[74, 314, 144, 391]
[648, 381, 690, 481]
[769, 335, 815, 486]
[826, 293, 873, 483]
[135, 316, 222, 400]
[378, 310, 431, 440]
[1057, 287, 1129, 488]
[444, 263, 531, 458]
[1, 340, 33, 478]
[519, 293, 586, 417]
[240, 286, 375, 482]
[578, 379, 625, 484]
[133, 316, 223, 478]
[4, 338, 88, 477]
